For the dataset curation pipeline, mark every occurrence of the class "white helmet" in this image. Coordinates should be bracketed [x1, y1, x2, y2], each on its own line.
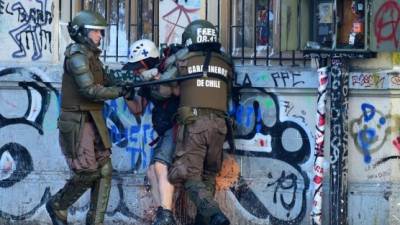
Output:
[128, 39, 159, 63]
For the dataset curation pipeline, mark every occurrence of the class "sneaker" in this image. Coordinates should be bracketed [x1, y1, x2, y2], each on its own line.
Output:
[152, 207, 177, 225]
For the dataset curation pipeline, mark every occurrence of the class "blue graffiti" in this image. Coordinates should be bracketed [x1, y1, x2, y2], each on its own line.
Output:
[357, 128, 375, 163]
[361, 103, 375, 122]
[7, 0, 53, 60]
[361, 103, 386, 126]
[105, 99, 155, 170]
[354, 103, 388, 163]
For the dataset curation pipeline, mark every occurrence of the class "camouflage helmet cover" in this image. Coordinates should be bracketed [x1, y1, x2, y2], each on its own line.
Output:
[182, 19, 218, 47]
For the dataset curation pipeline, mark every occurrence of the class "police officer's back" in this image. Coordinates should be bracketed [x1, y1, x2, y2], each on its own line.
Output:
[168, 20, 232, 225]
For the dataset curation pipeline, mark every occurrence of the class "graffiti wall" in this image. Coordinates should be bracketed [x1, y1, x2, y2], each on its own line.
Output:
[213, 67, 319, 225]
[0, 0, 57, 62]
[1, 61, 400, 225]
[347, 66, 400, 225]
[0, 66, 156, 224]
[159, 0, 203, 45]
[0, 64, 321, 225]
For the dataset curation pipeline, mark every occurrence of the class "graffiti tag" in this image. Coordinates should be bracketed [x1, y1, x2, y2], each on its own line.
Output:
[5, 0, 53, 60]
[351, 73, 385, 88]
[351, 103, 390, 163]
[374, 1, 400, 49]
[230, 87, 312, 225]
[271, 72, 305, 88]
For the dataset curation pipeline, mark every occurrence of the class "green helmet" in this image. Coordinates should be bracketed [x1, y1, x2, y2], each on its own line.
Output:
[68, 10, 107, 45]
[182, 20, 218, 47]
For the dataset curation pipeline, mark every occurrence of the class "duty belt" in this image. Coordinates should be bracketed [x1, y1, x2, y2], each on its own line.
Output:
[191, 108, 226, 118]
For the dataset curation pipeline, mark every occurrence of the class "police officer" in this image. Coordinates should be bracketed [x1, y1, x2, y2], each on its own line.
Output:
[168, 20, 233, 225]
[123, 39, 181, 225]
[46, 10, 132, 225]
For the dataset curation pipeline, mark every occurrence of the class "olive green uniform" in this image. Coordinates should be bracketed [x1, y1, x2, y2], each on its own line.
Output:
[49, 42, 124, 225]
[168, 51, 233, 224]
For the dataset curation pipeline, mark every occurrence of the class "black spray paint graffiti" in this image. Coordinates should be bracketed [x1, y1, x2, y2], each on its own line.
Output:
[0, 67, 59, 134]
[238, 71, 307, 88]
[0, 67, 59, 221]
[329, 58, 349, 225]
[229, 87, 311, 225]
[271, 72, 305, 88]
[0, 187, 51, 221]
[0, 1, 4, 14]
[0, 143, 33, 188]
[0, 143, 47, 221]
[5, 0, 53, 60]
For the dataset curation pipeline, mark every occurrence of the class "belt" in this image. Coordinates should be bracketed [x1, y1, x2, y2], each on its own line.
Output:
[192, 108, 226, 118]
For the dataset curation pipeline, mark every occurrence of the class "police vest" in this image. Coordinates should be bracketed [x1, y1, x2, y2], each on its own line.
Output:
[61, 43, 105, 111]
[178, 52, 232, 112]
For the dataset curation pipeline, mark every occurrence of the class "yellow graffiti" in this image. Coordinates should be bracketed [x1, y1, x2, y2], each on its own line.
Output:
[393, 53, 400, 66]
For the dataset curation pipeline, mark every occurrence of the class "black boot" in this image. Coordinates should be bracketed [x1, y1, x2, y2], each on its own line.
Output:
[46, 200, 68, 225]
[209, 212, 230, 225]
[152, 207, 177, 225]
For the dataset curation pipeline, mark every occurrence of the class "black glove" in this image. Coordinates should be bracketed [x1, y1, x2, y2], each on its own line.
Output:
[120, 87, 135, 100]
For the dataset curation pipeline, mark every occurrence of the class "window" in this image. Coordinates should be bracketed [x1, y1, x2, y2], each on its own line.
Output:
[59, 0, 309, 65]
[229, 0, 308, 66]
[60, 0, 158, 62]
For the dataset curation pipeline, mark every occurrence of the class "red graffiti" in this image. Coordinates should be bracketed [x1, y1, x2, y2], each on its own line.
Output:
[259, 139, 265, 147]
[320, 76, 328, 85]
[318, 116, 324, 126]
[351, 73, 385, 88]
[313, 175, 323, 185]
[393, 137, 400, 153]
[162, 2, 199, 44]
[374, 1, 400, 49]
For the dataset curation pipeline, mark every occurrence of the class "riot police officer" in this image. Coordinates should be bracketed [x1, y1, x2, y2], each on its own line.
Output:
[46, 10, 132, 225]
[168, 20, 233, 225]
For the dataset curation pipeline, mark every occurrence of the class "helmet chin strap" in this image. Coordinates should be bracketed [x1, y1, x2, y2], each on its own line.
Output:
[72, 31, 101, 52]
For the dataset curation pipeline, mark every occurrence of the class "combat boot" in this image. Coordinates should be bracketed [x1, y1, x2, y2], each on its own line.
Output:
[209, 212, 230, 225]
[46, 200, 68, 225]
[48, 170, 100, 225]
[86, 160, 112, 225]
[152, 207, 177, 225]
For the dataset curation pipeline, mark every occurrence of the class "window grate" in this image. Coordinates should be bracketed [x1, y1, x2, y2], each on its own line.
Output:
[60, 0, 307, 65]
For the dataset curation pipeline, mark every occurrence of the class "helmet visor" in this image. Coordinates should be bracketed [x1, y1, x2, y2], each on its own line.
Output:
[83, 25, 107, 30]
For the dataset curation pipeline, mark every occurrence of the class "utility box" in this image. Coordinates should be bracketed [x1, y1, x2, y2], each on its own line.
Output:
[312, 0, 367, 50]
[276, 0, 399, 54]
